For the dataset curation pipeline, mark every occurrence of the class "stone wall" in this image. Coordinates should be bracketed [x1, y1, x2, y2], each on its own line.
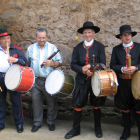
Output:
[0, 0, 140, 68]
[1, 0, 140, 117]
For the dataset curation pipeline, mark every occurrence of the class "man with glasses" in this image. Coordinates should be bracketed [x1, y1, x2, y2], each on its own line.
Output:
[26, 28, 62, 132]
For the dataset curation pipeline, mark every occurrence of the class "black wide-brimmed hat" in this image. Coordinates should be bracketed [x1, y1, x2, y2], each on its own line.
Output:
[116, 25, 137, 39]
[0, 29, 12, 37]
[77, 21, 100, 34]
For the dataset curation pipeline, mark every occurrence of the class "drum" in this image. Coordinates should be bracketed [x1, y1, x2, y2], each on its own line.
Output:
[45, 69, 75, 98]
[5, 64, 35, 92]
[131, 71, 140, 100]
[91, 69, 118, 97]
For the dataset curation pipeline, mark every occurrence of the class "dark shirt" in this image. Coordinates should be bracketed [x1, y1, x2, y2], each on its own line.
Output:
[71, 40, 106, 84]
[110, 42, 140, 75]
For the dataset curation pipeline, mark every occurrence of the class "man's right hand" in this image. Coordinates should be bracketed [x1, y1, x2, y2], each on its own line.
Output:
[82, 64, 91, 74]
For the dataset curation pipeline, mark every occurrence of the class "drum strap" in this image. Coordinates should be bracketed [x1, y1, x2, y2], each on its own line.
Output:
[74, 108, 82, 111]
[122, 110, 130, 113]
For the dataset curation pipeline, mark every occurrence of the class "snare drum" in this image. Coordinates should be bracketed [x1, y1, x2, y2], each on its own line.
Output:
[91, 69, 118, 97]
[5, 64, 35, 92]
[45, 69, 75, 98]
[131, 71, 140, 100]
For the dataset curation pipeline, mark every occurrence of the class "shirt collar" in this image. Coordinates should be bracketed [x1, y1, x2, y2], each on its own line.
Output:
[122, 41, 133, 48]
[84, 39, 94, 46]
[37, 42, 48, 49]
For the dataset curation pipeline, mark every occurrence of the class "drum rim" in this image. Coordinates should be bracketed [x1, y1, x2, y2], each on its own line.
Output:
[91, 71, 101, 97]
[5, 64, 21, 91]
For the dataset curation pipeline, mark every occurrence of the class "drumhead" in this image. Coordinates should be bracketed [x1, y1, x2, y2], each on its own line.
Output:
[5, 65, 21, 90]
[91, 71, 101, 96]
[45, 69, 64, 95]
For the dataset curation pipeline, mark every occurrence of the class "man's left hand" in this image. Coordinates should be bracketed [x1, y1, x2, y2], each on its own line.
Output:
[128, 66, 137, 74]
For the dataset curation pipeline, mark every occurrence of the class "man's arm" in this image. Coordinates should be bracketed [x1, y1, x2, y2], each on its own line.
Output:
[110, 47, 124, 73]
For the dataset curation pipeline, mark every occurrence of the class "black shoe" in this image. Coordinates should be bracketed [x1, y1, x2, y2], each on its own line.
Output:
[31, 125, 41, 132]
[48, 124, 55, 131]
[17, 125, 23, 133]
[95, 126, 102, 138]
[65, 128, 80, 139]
[120, 129, 130, 140]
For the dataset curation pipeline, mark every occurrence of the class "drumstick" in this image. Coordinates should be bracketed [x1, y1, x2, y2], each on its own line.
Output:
[128, 55, 131, 68]
[93, 54, 95, 63]
[6, 42, 10, 57]
[86, 64, 99, 80]
[0, 86, 2, 92]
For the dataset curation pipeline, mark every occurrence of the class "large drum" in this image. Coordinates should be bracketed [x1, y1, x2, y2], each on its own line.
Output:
[131, 71, 140, 100]
[91, 69, 118, 97]
[5, 64, 35, 92]
[45, 69, 75, 98]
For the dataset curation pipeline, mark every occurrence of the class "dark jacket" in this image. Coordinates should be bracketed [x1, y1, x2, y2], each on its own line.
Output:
[71, 40, 106, 84]
[9, 43, 27, 66]
[110, 42, 140, 75]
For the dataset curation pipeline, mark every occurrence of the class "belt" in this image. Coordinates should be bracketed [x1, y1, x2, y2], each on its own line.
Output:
[37, 77, 46, 81]
[0, 72, 5, 77]
[119, 74, 133, 79]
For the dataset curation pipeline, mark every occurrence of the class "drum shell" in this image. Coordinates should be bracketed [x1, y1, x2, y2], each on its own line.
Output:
[131, 71, 140, 100]
[45, 69, 75, 98]
[55, 73, 74, 98]
[91, 70, 117, 97]
[5, 65, 35, 92]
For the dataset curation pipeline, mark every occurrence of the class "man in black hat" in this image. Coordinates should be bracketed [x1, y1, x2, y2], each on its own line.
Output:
[0, 29, 27, 133]
[64, 21, 106, 139]
[110, 25, 140, 140]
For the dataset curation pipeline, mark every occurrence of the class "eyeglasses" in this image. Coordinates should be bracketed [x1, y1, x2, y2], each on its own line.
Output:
[37, 37, 47, 40]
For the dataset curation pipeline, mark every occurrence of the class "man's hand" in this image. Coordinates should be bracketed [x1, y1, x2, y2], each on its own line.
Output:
[86, 70, 93, 77]
[42, 60, 53, 67]
[82, 64, 91, 74]
[123, 66, 137, 75]
[8, 57, 18, 64]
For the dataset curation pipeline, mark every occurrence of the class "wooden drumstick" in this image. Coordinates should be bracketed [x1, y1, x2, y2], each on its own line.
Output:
[93, 54, 95, 63]
[6, 42, 10, 57]
[86, 64, 99, 80]
[128, 55, 131, 68]
[0, 86, 2, 92]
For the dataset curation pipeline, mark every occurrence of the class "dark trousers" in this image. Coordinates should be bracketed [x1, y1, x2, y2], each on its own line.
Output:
[0, 75, 23, 129]
[72, 79, 106, 108]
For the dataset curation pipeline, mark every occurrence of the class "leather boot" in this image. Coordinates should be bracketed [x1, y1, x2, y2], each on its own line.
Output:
[94, 108, 102, 138]
[136, 113, 140, 140]
[64, 110, 82, 139]
[120, 112, 131, 140]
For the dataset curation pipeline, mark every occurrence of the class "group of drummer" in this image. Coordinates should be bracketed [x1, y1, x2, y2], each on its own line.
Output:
[0, 21, 140, 140]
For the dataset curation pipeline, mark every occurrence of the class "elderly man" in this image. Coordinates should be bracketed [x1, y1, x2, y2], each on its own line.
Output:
[26, 28, 62, 132]
[110, 25, 140, 140]
[0, 29, 27, 133]
[64, 21, 106, 139]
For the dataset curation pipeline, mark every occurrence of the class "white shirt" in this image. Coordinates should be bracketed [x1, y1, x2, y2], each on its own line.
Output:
[122, 41, 133, 48]
[0, 46, 10, 73]
[84, 39, 94, 46]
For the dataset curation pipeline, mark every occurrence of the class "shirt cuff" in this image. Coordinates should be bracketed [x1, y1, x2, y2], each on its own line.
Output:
[121, 67, 124, 73]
